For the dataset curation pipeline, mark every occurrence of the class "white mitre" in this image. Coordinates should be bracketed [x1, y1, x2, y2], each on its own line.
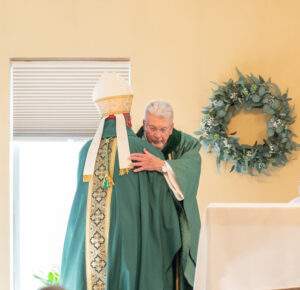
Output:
[83, 73, 133, 182]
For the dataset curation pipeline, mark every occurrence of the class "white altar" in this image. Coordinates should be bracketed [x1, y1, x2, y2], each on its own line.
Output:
[194, 203, 300, 290]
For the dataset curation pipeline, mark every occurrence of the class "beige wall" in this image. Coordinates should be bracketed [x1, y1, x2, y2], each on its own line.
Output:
[1, 0, 300, 288]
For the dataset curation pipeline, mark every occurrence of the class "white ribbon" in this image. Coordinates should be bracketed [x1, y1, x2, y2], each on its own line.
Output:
[83, 114, 132, 182]
[116, 114, 132, 171]
[83, 117, 105, 182]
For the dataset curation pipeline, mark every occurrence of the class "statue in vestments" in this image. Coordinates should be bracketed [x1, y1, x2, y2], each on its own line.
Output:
[60, 73, 183, 290]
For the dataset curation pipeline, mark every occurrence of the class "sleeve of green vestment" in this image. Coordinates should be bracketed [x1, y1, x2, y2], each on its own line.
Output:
[166, 133, 201, 201]
[166, 133, 201, 287]
[60, 140, 91, 290]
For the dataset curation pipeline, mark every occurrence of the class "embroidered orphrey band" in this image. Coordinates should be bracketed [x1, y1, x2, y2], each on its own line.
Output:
[86, 137, 117, 290]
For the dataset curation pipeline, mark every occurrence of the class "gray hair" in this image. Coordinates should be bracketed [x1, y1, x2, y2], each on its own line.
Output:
[144, 101, 174, 121]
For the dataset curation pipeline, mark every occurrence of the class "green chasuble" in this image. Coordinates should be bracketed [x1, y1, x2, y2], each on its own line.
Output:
[137, 127, 201, 289]
[61, 119, 182, 290]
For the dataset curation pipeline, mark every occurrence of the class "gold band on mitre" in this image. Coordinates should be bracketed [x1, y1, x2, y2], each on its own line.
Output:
[95, 94, 133, 117]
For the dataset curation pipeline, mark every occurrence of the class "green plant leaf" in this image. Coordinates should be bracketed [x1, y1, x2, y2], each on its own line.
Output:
[267, 128, 274, 137]
[252, 94, 261, 103]
[258, 86, 266, 96]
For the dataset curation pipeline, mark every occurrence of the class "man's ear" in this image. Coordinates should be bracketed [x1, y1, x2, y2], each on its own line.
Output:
[143, 119, 146, 128]
[170, 122, 174, 133]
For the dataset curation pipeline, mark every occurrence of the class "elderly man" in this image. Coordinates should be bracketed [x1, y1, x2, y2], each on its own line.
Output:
[131, 101, 201, 290]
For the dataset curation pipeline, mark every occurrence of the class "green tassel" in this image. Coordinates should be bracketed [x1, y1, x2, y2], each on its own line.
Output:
[102, 178, 110, 190]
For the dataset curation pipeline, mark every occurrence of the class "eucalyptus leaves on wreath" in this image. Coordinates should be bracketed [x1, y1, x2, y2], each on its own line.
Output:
[196, 70, 299, 174]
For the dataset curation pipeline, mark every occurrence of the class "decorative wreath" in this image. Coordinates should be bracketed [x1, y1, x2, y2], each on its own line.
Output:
[196, 70, 299, 174]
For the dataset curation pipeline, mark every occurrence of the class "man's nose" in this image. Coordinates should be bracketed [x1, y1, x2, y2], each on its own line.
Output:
[153, 130, 162, 139]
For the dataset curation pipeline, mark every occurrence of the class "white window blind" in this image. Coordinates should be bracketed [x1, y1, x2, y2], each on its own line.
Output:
[11, 60, 131, 138]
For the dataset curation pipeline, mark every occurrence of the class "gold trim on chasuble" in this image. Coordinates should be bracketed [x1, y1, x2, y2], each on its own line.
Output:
[85, 137, 117, 290]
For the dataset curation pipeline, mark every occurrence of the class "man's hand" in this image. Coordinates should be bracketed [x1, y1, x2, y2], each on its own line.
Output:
[130, 149, 165, 173]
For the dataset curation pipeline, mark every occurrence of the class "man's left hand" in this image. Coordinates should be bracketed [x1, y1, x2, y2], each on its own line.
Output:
[130, 149, 165, 172]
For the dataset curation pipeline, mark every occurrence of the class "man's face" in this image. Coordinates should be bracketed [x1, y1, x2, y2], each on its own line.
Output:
[143, 112, 174, 150]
